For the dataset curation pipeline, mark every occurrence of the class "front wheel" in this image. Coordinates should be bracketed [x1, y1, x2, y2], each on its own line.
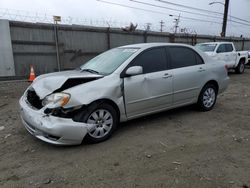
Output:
[197, 84, 218, 111]
[235, 60, 245, 74]
[76, 102, 118, 143]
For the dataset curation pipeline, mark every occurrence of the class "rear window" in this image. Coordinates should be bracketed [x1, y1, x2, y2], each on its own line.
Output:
[195, 44, 217, 52]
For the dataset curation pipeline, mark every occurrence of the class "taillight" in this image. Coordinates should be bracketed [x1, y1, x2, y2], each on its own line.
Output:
[225, 65, 228, 71]
[225, 65, 228, 74]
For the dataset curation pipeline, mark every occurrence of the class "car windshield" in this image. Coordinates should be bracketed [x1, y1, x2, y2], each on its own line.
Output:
[195, 44, 217, 52]
[80, 48, 138, 75]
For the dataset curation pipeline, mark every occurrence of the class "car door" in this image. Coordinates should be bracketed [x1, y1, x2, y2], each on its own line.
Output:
[167, 46, 206, 106]
[123, 47, 173, 118]
[216, 44, 229, 62]
[225, 43, 237, 67]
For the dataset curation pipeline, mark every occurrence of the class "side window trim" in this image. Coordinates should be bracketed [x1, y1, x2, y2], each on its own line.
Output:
[195, 52, 205, 65]
[164, 47, 171, 70]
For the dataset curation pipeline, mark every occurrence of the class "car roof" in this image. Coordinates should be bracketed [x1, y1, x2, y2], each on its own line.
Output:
[118, 43, 193, 50]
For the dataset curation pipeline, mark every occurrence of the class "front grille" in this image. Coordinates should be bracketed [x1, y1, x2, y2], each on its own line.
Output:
[26, 89, 43, 109]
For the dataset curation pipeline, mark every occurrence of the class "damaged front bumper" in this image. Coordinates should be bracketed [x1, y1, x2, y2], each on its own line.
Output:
[19, 95, 93, 145]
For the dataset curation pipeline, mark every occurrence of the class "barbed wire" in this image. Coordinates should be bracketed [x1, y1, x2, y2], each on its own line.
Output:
[0, 8, 203, 35]
[2, 7, 246, 37]
[0, 8, 164, 31]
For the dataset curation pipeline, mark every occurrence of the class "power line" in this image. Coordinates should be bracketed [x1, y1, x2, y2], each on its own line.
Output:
[156, 0, 222, 15]
[96, 0, 173, 17]
[130, 0, 250, 27]
[97, 0, 222, 25]
[156, 0, 250, 24]
[98, 0, 250, 31]
[180, 16, 221, 25]
[130, 0, 224, 20]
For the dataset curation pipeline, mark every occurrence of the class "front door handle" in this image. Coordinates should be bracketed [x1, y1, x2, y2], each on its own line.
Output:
[162, 73, 173, 78]
[198, 67, 206, 72]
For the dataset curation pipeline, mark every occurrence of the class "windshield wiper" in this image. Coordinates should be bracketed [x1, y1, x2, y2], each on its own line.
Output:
[81, 69, 100, 75]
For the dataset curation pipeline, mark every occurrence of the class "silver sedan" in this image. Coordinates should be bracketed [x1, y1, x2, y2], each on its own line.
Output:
[19, 43, 229, 145]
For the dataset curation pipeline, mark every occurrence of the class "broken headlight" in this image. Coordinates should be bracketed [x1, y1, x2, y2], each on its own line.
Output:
[42, 93, 70, 109]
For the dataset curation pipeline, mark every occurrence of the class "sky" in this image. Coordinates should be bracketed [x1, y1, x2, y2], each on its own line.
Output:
[0, 0, 249, 37]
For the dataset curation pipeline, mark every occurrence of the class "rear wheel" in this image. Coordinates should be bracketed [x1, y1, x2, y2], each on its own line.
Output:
[235, 60, 245, 74]
[76, 102, 118, 143]
[197, 84, 218, 111]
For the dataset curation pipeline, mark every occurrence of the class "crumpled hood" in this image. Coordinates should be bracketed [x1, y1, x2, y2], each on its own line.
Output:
[32, 70, 103, 99]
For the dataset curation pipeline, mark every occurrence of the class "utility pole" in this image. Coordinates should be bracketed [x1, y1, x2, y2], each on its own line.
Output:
[53, 15, 61, 71]
[160, 20, 164, 32]
[174, 14, 180, 34]
[145, 23, 152, 31]
[221, 0, 229, 37]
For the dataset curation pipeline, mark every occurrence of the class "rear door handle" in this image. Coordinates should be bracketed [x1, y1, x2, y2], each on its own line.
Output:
[162, 73, 173, 78]
[198, 70, 205, 72]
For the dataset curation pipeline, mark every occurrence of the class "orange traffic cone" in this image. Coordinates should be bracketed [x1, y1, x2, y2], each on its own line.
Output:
[28, 65, 36, 82]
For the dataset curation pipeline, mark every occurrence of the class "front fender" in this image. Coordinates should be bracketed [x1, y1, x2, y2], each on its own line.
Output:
[63, 75, 127, 121]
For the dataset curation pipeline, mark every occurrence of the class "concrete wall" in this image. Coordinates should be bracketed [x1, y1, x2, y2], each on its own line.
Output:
[1, 20, 250, 78]
[0, 20, 15, 76]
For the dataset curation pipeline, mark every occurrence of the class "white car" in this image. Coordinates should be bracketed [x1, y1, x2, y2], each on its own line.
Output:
[195, 42, 248, 74]
[19, 43, 229, 145]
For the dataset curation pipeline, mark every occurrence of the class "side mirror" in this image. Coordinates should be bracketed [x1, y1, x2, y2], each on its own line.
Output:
[125, 66, 143, 77]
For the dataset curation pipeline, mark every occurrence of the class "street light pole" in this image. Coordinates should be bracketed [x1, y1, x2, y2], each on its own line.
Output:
[221, 0, 229, 37]
[209, 0, 229, 37]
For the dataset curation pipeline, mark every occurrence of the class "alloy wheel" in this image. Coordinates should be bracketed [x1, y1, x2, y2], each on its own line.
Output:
[203, 88, 216, 108]
[239, 63, 245, 73]
[87, 109, 113, 139]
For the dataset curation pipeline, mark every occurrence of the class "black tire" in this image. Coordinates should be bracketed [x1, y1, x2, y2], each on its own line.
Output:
[197, 84, 218, 111]
[235, 60, 245, 74]
[75, 102, 118, 144]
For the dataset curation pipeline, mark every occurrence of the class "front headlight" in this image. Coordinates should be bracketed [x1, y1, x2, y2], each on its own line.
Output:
[42, 93, 70, 109]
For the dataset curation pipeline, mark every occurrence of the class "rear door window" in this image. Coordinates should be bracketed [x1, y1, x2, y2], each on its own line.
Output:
[168, 46, 202, 69]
